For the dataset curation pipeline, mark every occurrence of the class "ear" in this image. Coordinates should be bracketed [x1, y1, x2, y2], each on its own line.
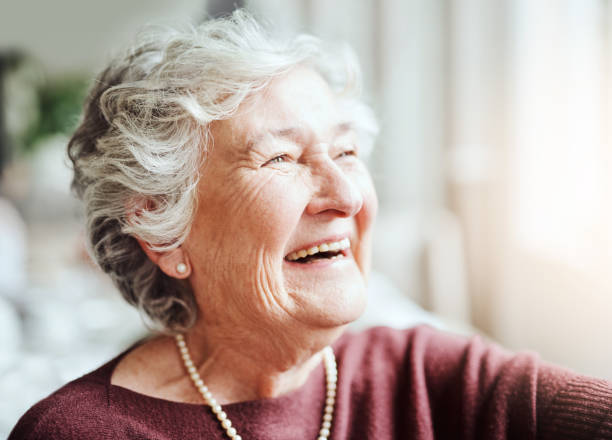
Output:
[136, 239, 192, 279]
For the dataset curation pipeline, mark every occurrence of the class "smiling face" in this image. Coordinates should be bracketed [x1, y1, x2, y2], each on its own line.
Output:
[182, 67, 377, 338]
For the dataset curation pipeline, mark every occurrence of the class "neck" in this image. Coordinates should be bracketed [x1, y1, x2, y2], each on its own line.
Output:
[181, 320, 345, 404]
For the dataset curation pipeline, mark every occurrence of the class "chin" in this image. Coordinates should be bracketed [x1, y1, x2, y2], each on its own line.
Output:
[290, 282, 368, 330]
[333, 285, 368, 325]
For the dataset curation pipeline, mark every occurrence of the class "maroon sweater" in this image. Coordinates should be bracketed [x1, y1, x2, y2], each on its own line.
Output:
[9, 325, 612, 439]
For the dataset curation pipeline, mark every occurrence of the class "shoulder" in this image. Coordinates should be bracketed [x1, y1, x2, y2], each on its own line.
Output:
[335, 324, 480, 367]
[8, 350, 129, 440]
[332, 325, 476, 388]
[335, 326, 612, 438]
[8, 375, 115, 439]
[334, 325, 533, 393]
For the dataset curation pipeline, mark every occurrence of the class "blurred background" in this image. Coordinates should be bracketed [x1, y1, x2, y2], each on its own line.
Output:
[1, 0, 611, 435]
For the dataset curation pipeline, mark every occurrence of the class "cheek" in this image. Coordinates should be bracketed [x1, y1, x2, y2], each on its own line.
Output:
[354, 172, 378, 275]
[357, 171, 378, 235]
[197, 171, 311, 267]
[245, 176, 311, 253]
[185, 173, 276, 275]
[249, 169, 314, 234]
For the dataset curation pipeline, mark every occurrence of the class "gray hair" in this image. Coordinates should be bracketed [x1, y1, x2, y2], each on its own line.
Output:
[68, 9, 377, 333]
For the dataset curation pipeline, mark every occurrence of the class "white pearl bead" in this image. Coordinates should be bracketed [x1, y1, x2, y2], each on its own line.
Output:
[176, 262, 187, 274]
[175, 337, 338, 440]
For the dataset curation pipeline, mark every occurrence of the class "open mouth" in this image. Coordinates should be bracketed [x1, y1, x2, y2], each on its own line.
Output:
[285, 238, 350, 264]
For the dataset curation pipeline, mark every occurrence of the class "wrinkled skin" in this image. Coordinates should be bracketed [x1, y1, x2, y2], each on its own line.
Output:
[119, 67, 378, 403]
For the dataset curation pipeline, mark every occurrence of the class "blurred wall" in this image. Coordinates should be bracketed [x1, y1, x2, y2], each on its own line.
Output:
[0, 0, 207, 73]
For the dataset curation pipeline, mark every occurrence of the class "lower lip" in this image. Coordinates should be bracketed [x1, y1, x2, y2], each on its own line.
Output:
[283, 249, 353, 268]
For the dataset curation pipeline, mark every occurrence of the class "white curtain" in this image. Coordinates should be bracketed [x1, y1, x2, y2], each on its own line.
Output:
[247, 0, 612, 378]
[448, 0, 612, 378]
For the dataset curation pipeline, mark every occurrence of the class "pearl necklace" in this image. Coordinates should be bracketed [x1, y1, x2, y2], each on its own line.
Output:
[175, 334, 337, 440]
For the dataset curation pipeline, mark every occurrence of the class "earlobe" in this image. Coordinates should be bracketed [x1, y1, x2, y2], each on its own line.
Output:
[136, 239, 192, 279]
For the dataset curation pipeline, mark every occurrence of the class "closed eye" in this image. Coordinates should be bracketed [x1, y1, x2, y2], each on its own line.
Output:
[262, 154, 290, 167]
[336, 148, 358, 159]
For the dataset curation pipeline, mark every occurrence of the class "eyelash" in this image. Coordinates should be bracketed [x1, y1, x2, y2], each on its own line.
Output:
[337, 148, 357, 159]
[263, 154, 290, 166]
[263, 147, 357, 167]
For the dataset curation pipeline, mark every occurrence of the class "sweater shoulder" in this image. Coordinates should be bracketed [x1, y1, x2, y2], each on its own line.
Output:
[8, 351, 129, 440]
[8, 378, 115, 439]
[337, 326, 612, 439]
[335, 324, 474, 366]
[333, 325, 466, 389]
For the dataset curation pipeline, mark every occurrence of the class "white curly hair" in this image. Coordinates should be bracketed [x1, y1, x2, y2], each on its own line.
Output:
[68, 9, 377, 333]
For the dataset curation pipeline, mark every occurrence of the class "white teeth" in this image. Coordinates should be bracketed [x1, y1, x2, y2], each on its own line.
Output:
[286, 238, 351, 261]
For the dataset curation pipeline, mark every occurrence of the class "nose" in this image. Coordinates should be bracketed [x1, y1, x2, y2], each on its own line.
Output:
[306, 159, 364, 218]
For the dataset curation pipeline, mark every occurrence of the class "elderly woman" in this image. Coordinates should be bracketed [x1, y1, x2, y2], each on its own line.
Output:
[10, 10, 612, 440]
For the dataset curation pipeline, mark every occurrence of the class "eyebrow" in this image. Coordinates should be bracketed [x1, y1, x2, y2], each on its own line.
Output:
[244, 122, 355, 153]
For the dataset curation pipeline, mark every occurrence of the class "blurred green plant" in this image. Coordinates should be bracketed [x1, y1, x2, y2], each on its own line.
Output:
[21, 76, 89, 153]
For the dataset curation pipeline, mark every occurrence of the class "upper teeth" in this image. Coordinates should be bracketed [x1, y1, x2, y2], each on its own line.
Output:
[286, 238, 350, 261]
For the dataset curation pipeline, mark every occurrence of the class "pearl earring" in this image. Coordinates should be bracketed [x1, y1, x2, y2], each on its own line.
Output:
[176, 263, 187, 274]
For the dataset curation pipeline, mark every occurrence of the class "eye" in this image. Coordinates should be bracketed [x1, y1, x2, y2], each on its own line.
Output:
[263, 154, 290, 167]
[336, 147, 358, 159]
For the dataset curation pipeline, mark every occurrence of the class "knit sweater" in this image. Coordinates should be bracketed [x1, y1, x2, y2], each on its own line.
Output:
[9, 325, 612, 439]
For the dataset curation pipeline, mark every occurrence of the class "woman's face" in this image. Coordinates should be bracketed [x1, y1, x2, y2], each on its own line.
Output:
[183, 67, 377, 333]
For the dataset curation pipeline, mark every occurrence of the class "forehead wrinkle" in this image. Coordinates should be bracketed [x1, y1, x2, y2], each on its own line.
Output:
[244, 126, 302, 154]
[333, 122, 356, 140]
[244, 121, 355, 153]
